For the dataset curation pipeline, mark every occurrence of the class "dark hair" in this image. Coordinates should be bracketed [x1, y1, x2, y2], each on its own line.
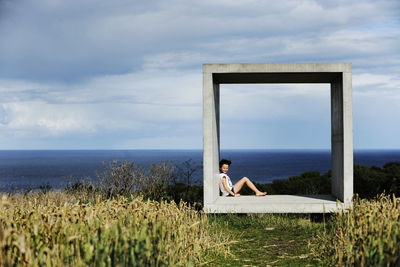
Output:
[219, 159, 232, 169]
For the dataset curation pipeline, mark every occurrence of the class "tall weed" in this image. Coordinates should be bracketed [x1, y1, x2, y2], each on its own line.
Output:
[315, 194, 400, 266]
[0, 192, 229, 266]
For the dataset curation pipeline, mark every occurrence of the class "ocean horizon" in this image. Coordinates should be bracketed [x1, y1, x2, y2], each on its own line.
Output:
[1, 149, 400, 191]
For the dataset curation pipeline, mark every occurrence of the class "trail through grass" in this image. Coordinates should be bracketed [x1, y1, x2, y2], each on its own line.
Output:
[205, 214, 326, 266]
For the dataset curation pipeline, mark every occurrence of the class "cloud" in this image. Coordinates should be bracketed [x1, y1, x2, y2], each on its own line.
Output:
[0, 0, 399, 149]
[1, 0, 399, 81]
[0, 68, 203, 148]
[221, 84, 330, 119]
[354, 73, 400, 93]
[1, 101, 97, 136]
[219, 84, 332, 149]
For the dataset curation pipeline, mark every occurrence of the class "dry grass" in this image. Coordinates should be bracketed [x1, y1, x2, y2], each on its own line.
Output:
[0, 192, 229, 266]
[315, 194, 400, 266]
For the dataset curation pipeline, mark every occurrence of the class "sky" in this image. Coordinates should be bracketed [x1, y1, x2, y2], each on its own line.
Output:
[0, 0, 399, 150]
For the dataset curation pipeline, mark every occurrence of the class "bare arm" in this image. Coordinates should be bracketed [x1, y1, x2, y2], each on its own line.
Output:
[222, 176, 235, 196]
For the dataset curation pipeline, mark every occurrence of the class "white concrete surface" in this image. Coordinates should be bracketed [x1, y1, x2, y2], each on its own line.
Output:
[204, 195, 351, 213]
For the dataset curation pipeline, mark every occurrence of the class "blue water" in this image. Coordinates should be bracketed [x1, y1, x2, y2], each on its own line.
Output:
[0, 149, 400, 191]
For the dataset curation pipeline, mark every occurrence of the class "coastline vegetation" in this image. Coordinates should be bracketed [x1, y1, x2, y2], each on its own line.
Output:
[1, 160, 400, 266]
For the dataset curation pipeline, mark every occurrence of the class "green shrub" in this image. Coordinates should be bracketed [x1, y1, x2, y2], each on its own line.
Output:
[384, 162, 400, 194]
[354, 162, 400, 198]
[354, 164, 388, 198]
[271, 171, 331, 195]
[166, 183, 203, 210]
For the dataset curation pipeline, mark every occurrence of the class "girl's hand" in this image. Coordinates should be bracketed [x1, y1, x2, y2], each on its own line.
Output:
[234, 193, 240, 197]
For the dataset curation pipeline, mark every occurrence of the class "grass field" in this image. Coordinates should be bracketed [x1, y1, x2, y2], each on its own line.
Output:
[0, 192, 229, 266]
[1, 192, 399, 266]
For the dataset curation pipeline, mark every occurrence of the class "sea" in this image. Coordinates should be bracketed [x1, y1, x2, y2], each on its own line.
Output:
[1, 149, 400, 191]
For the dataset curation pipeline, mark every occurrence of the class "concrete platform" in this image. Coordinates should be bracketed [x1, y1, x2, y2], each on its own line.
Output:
[204, 195, 351, 213]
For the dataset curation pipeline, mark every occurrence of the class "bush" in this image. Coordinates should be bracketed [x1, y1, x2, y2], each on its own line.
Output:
[270, 171, 331, 195]
[176, 159, 202, 186]
[166, 183, 203, 210]
[384, 162, 400, 194]
[96, 160, 146, 198]
[354, 164, 388, 198]
[140, 161, 176, 201]
[66, 160, 176, 201]
[354, 162, 400, 198]
[265, 161, 400, 198]
[38, 182, 52, 194]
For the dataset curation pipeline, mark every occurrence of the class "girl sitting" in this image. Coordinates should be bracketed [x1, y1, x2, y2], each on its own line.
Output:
[219, 159, 267, 197]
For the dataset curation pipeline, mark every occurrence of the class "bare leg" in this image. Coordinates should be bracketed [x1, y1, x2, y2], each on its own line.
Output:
[234, 177, 267, 196]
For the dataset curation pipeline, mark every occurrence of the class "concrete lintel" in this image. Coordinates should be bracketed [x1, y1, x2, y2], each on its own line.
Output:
[203, 63, 352, 74]
[213, 73, 342, 84]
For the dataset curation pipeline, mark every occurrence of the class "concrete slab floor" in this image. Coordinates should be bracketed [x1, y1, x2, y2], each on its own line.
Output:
[204, 194, 351, 213]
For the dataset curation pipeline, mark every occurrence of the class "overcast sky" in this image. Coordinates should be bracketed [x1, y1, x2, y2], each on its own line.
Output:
[0, 0, 399, 149]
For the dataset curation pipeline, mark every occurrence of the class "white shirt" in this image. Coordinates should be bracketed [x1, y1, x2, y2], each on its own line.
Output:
[219, 173, 233, 196]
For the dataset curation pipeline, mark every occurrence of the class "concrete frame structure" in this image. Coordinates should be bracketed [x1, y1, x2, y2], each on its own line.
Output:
[203, 63, 353, 213]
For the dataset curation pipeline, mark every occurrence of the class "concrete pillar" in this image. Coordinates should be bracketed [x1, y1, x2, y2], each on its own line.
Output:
[343, 71, 354, 203]
[203, 70, 220, 205]
[330, 71, 353, 204]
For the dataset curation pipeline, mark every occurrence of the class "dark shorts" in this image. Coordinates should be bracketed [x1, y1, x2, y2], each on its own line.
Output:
[227, 187, 235, 197]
